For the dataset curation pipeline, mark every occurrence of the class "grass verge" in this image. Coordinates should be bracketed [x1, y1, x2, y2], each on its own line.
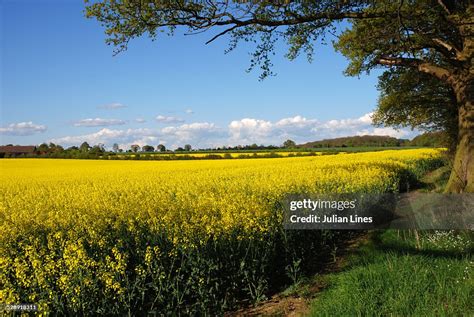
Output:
[309, 230, 473, 316]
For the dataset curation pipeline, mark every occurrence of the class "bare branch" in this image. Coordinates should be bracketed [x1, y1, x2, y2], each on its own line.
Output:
[205, 25, 239, 44]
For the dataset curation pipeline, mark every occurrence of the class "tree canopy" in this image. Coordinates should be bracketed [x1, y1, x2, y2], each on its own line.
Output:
[283, 139, 296, 148]
[373, 68, 458, 150]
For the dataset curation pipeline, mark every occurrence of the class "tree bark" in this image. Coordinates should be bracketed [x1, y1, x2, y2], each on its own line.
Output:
[445, 78, 474, 193]
[445, 6, 473, 193]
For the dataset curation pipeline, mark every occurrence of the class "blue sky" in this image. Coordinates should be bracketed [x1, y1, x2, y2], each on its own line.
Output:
[0, 0, 416, 149]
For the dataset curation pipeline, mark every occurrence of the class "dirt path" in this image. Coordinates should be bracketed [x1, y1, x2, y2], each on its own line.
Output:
[225, 233, 370, 317]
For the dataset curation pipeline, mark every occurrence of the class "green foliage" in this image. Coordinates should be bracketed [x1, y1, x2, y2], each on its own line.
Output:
[38, 143, 49, 153]
[156, 144, 166, 152]
[409, 131, 450, 148]
[300, 135, 407, 148]
[80, 141, 91, 153]
[141, 145, 155, 152]
[283, 139, 297, 148]
[332, 3, 470, 165]
[89, 144, 105, 155]
[373, 68, 458, 147]
[334, 2, 458, 77]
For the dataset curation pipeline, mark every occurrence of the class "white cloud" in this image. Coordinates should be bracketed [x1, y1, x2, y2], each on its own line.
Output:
[319, 112, 374, 131]
[161, 122, 216, 135]
[227, 113, 413, 146]
[50, 123, 222, 150]
[130, 136, 159, 147]
[135, 118, 146, 123]
[49, 113, 416, 149]
[0, 121, 47, 136]
[356, 127, 410, 139]
[156, 115, 185, 124]
[307, 112, 384, 140]
[185, 109, 194, 114]
[73, 118, 126, 127]
[275, 115, 317, 127]
[228, 118, 273, 144]
[51, 128, 153, 147]
[98, 103, 126, 109]
[228, 116, 319, 145]
[358, 112, 373, 125]
[161, 122, 222, 146]
[274, 116, 319, 138]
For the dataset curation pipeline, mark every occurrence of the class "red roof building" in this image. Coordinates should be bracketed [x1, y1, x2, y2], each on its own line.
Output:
[0, 145, 37, 157]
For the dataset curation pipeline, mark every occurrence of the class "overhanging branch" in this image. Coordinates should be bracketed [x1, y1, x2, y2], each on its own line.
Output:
[205, 25, 239, 44]
[377, 56, 452, 83]
[198, 10, 405, 45]
[433, 38, 463, 60]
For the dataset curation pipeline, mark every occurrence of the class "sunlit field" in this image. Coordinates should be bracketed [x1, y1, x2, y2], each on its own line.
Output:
[0, 149, 445, 314]
[111, 151, 322, 160]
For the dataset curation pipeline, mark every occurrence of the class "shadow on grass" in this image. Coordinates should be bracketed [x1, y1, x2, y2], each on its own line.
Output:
[370, 230, 472, 260]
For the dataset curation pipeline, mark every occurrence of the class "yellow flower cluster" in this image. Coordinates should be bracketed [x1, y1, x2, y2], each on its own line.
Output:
[0, 148, 444, 313]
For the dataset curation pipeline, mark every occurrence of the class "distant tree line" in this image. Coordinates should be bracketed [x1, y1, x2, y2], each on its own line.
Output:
[298, 135, 410, 148]
[408, 131, 448, 148]
[1, 133, 446, 160]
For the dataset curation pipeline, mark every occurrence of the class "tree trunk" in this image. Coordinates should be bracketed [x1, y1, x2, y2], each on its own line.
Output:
[445, 80, 474, 193]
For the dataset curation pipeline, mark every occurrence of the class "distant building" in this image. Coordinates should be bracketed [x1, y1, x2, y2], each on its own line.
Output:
[0, 145, 37, 157]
